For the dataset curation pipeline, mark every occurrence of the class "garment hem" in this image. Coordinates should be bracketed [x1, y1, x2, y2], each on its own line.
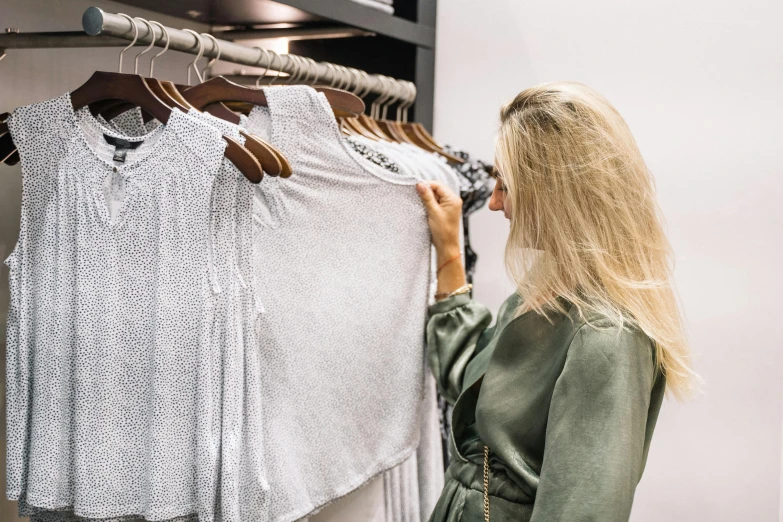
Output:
[15, 492, 199, 521]
[276, 442, 420, 522]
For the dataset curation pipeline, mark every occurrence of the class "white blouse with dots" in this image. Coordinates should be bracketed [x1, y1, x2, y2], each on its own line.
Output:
[4, 94, 243, 522]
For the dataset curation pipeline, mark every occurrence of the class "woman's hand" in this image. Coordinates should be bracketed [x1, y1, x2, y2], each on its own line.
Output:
[416, 181, 463, 258]
[417, 181, 467, 297]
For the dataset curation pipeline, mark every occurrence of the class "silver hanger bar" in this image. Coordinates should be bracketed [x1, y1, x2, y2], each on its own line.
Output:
[0, 7, 409, 99]
[0, 31, 126, 48]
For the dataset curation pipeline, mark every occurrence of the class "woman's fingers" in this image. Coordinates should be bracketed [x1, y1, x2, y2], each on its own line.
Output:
[428, 181, 453, 201]
[416, 183, 439, 212]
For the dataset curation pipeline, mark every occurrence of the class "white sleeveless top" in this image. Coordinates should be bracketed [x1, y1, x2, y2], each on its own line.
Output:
[5, 94, 228, 521]
[185, 110, 270, 522]
[85, 108, 269, 522]
[247, 86, 432, 522]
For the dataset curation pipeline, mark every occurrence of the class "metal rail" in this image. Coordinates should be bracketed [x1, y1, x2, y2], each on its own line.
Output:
[0, 7, 413, 99]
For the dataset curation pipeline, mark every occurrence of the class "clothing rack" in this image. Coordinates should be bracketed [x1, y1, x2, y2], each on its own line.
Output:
[0, 7, 414, 101]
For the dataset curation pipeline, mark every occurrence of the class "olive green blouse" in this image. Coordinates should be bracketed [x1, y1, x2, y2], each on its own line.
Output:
[425, 292, 665, 522]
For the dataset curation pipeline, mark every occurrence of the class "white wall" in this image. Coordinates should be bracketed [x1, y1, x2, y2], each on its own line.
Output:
[433, 0, 783, 520]
[0, 1, 209, 519]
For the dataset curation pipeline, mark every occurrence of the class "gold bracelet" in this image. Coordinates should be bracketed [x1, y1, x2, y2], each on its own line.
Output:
[435, 283, 472, 301]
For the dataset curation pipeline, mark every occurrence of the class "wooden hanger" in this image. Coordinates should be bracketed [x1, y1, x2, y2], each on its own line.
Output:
[347, 70, 394, 141]
[74, 71, 266, 183]
[174, 35, 288, 178]
[184, 76, 364, 119]
[329, 66, 379, 141]
[177, 81, 285, 177]
[71, 71, 172, 124]
[130, 19, 268, 183]
[0, 115, 17, 163]
[181, 76, 308, 175]
[0, 71, 173, 165]
[2, 20, 264, 182]
[373, 77, 419, 144]
[0, 112, 19, 164]
[391, 81, 464, 164]
[84, 21, 270, 180]
[77, 73, 266, 182]
[395, 82, 462, 161]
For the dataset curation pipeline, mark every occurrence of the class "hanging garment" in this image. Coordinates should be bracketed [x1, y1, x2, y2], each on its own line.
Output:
[93, 107, 270, 522]
[335, 134, 455, 522]
[5, 94, 230, 521]
[306, 476, 386, 522]
[105, 107, 451, 522]
[344, 135, 401, 174]
[105, 106, 160, 136]
[185, 110, 270, 522]
[245, 86, 432, 522]
[443, 146, 493, 286]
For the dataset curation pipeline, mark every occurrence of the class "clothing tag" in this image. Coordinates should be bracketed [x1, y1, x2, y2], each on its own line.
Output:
[103, 134, 143, 163]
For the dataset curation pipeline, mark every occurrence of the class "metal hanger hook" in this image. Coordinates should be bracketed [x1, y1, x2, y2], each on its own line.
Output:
[369, 76, 380, 119]
[133, 18, 157, 75]
[324, 63, 338, 88]
[201, 33, 221, 79]
[332, 64, 345, 90]
[255, 47, 271, 88]
[282, 54, 300, 84]
[344, 66, 359, 92]
[306, 58, 319, 85]
[342, 66, 354, 91]
[373, 75, 392, 120]
[332, 63, 347, 90]
[299, 56, 312, 84]
[358, 70, 372, 99]
[351, 68, 365, 97]
[148, 21, 170, 78]
[397, 80, 412, 122]
[405, 81, 417, 123]
[116, 13, 139, 74]
[299, 57, 312, 85]
[378, 76, 395, 120]
[294, 56, 307, 84]
[298, 57, 310, 85]
[347, 68, 362, 95]
[182, 29, 205, 85]
[391, 79, 408, 122]
[338, 65, 351, 91]
[267, 50, 281, 85]
[381, 76, 402, 121]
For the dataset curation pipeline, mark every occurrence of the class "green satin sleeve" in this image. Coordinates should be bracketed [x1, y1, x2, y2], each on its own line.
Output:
[529, 323, 659, 522]
[425, 293, 493, 405]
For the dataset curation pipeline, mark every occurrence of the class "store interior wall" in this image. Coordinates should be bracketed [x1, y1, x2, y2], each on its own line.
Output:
[2, 0, 782, 521]
[432, 0, 783, 520]
[0, 1, 209, 519]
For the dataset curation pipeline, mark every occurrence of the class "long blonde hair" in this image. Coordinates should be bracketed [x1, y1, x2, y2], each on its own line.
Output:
[496, 81, 696, 399]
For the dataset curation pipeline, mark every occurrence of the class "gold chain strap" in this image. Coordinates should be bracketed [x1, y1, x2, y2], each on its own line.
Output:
[483, 445, 490, 522]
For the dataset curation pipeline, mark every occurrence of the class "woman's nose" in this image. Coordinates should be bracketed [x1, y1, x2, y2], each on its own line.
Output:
[488, 184, 504, 212]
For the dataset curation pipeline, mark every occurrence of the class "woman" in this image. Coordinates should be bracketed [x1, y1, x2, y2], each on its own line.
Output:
[415, 82, 696, 522]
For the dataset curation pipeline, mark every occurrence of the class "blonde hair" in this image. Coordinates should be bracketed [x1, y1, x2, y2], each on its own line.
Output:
[496, 81, 697, 399]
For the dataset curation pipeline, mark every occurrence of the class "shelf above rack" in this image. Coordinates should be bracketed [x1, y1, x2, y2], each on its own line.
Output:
[116, 0, 436, 48]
